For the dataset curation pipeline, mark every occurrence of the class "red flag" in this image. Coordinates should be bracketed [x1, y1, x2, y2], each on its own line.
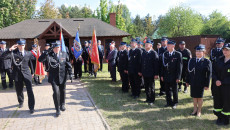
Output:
[35, 46, 46, 82]
[90, 28, 100, 72]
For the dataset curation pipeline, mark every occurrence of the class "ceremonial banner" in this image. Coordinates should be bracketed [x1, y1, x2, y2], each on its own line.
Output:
[34, 39, 46, 82]
[60, 28, 67, 52]
[73, 29, 82, 59]
[90, 28, 100, 72]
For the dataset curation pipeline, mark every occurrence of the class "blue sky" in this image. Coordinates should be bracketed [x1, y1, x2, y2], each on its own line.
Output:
[36, 0, 230, 19]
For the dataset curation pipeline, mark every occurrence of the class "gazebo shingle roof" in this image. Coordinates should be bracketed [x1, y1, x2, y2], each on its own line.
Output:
[0, 18, 130, 39]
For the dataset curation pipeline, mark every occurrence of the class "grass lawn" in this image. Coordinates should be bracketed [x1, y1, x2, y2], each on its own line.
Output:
[81, 64, 230, 130]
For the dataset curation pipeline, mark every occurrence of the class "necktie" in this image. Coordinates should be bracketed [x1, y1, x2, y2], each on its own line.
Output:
[20, 52, 23, 57]
[196, 59, 199, 63]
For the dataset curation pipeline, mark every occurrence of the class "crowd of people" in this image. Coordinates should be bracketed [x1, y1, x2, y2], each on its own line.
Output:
[105, 37, 230, 126]
[0, 37, 230, 125]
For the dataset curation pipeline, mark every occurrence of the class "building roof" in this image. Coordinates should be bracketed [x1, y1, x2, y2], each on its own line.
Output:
[0, 18, 130, 39]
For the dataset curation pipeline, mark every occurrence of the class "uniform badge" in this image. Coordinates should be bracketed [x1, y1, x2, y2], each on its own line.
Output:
[61, 58, 65, 62]
[183, 57, 188, 60]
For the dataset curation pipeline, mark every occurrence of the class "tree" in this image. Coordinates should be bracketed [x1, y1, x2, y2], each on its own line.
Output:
[38, 0, 62, 19]
[81, 5, 93, 18]
[0, 0, 37, 28]
[58, 4, 93, 18]
[122, 5, 131, 27]
[132, 15, 145, 37]
[59, 5, 71, 18]
[116, 1, 126, 31]
[106, 0, 115, 23]
[158, 5, 203, 37]
[201, 11, 230, 39]
[96, 7, 101, 19]
[100, 0, 108, 22]
[69, 6, 83, 18]
[0, 0, 12, 28]
[144, 14, 155, 37]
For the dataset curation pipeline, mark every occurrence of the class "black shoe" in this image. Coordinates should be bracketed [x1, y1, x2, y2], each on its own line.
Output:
[2, 88, 7, 90]
[56, 110, 61, 117]
[190, 112, 197, 116]
[30, 109, 34, 114]
[111, 80, 116, 83]
[172, 104, 177, 109]
[60, 105, 66, 111]
[129, 94, 134, 97]
[38, 82, 42, 84]
[19, 103, 23, 108]
[164, 104, 170, 107]
[145, 100, 150, 103]
[178, 89, 182, 92]
[9, 86, 13, 88]
[158, 93, 164, 96]
[133, 96, 139, 99]
[216, 118, 224, 125]
[223, 117, 230, 125]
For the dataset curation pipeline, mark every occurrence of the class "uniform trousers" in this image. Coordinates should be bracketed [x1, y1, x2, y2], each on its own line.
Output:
[129, 74, 141, 96]
[165, 81, 178, 106]
[1, 69, 13, 88]
[15, 71, 35, 110]
[144, 77, 155, 103]
[50, 81, 66, 111]
[120, 71, 129, 92]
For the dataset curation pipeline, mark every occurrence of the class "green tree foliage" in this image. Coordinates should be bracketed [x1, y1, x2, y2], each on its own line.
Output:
[81, 5, 93, 18]
[144, 14, 155, 37]
[100, 0, 108, 22]
[201, 10, 230, 39]
[59, 5, 71, 18]
[158, 5, 203, 37]
[132, 15, 145, 37]
[0, 0, 36, 28]
[58, 4, 93, 18]
[38, 0, 62, 19]
[116, 1, 126, 31]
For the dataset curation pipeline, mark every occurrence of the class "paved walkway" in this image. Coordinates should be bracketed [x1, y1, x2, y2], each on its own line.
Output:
[0, 79, 109, 130]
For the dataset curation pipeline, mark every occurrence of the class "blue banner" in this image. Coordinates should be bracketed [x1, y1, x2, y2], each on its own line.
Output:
[60, 30, 67, 52]
[73, 31, 82, 59]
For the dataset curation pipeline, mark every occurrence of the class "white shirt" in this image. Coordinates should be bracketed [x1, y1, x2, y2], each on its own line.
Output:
[196, 57, 203, 62]
[217, 48, 222, 51]
[132, 47, 137, 51]
[19, 51, 25, 56]
[169, 51, 175, 56]
[56, 53, 60, 58]
[146, 49, 151, 53]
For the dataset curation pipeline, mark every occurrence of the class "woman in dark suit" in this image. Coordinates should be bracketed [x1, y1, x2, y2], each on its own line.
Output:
[186, 44, 212, 117]
[212, 43, 230, 125]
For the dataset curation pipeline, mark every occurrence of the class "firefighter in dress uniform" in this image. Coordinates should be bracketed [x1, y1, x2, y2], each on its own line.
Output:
[212, 43, 230, 125]
[186, 44, 212, 117]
